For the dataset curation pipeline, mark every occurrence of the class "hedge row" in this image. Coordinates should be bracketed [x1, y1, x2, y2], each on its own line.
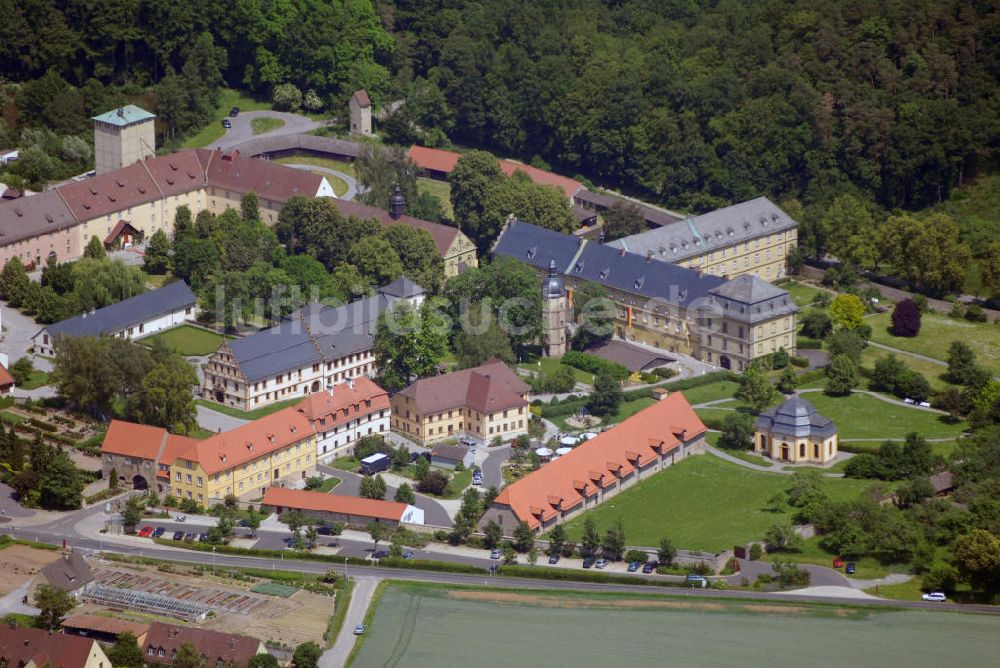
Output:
[497, 564, 692, 588]
[561, 351, 629, 381]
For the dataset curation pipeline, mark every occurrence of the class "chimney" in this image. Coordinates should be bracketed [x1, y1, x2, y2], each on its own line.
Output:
[390, 185, 406, 220]
[646, 251, 653, 263]
[347, 378, 354, 390]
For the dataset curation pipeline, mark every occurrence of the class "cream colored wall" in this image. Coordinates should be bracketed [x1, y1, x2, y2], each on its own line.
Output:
[755, 431, 837, 464]
[94, 120, 155, 175]
[207, 187, 283, 224]
[677, 229, 797, 280]
[0, 226, 80, 268]
[171, 434, 317, 503]
[444, 234, 479, 277]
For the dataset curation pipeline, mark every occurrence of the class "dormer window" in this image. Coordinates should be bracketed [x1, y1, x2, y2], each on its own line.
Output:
[526, 246, 537, 259]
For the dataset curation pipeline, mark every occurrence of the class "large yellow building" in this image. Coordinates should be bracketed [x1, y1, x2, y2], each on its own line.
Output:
[170, 406, 317, 503]
[493, 220, 797, 371]
[392, 360, 530, 445]
[609, 196, 797, 282]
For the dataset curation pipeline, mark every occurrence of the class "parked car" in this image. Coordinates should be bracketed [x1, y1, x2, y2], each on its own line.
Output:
[472, 474, 483, 486]
[221, 118, 232, 128]
[921, 592, 947, 602]
[686, 574, 708, 587]
[373, 550, 389, 559]
[490, 548, 502, 560]
[172, 531, 184, 540]
[198, 532, 209, 542]
[237, 519, 249, 528]
[353, 624, 366, 635]
[183, 532, 196, 541]
[595, 559, 608, 569]
[845, 562, 856, 575]
[832, 558, 845, 569]
[582, 558, 595, 569]
[138, 526, 153, 538]
[627, 561, 641, 572]
[409, 451, 421, 463]
[402, 551, 414, 559]
[317, 525, 333, 535]
[229, 107, 240, 117]
[152, 527, 166, 538]
[642, 561, 658, 574]
[548, 554, 560, 565]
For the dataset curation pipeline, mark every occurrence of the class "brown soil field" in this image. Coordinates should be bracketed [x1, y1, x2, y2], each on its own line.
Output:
[0, 545, 62, 596]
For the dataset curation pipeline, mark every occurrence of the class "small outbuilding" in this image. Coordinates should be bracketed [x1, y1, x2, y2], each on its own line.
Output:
[262, 487, 424, 527]
[349, 89, 373, 136]
[430, 443, 473, 470]
[29, 551, 93, 600]
[754, 395, 838, 464]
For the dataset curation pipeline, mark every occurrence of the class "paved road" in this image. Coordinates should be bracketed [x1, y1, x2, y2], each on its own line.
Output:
[281, 163, 359, 201]
[0, 302, 51, 372]
[210, 111, 325, 150]
[317, 464, 453, 527]
[9, 518, 996, 615]
[0, 482, 35, 519]
[196, 404, 249, 433]
[481, 445, 511, 489]
[321, 576, 379, 668]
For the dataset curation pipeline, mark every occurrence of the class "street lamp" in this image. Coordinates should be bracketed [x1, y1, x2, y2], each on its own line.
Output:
[212, 546, 216, 574]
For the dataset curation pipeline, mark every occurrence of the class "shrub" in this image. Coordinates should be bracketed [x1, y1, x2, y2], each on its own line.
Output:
[417, 471, 449, 495]
[748, 543, 763, 561]
[965, 304, 988, 322]
[561, 351, 629, 381]
[889, 299, 921, 337]
[624, 549, 648, 563]
[653, 367, 678, 379]
[948, 302, 966, 319]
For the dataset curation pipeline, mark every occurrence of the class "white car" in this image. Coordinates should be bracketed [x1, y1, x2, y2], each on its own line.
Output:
[353, 624, 366, 635]
[921, 592, 946, 602]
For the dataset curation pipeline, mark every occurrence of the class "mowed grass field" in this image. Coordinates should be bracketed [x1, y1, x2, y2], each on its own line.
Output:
[142, 324, 227, 356]
[859, 347, 953, 392]
[552, 454, 872, 552]
[801, 391, 967, 440]
[868, 310, 1000, 376]
[349, 583, 1000, 668]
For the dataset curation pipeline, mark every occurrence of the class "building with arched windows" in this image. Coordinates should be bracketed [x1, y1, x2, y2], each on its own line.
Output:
[754, 395, 838, 464]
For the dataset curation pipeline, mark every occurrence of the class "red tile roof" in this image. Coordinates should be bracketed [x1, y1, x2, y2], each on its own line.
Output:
[492, 393, 706, 529]
[296, 378, 389, 425]
[143, 622, 263, 667]
[198, 149, 323, 204]
[0, 626, 105, 668]
[57, 160, 162, 221]
[263, 487, 408, 521]
[330, 198, 459, 254]
[141, 149, 207, 197]
[407, 146, 583, 197]
[101, 420, 169, 460]
[0, 363, 13, 388]
[352, 90, 372, 108]
[0, 189, 78, 244]
[395, 359, 528, 415]
[62, 613, 150, 639]
[161, 433, 197, 467]
[177, 406, 313, 475]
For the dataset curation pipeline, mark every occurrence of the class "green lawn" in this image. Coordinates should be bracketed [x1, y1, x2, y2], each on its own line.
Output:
[868, 310, 1000, 376]
[180, 89, 273, 148]
[251, 117, 285, 135]
[315, 476, 341, 493]
[18, 370, 50, 390]
[520, 356, 594, 386]
[142, 271, 171, 288]
[551, 397, 656, 431]
[195, 397, 303, 421]
[859, 347, 953, 392]
[801, 391, 967, 440]
[328, 456, 360, 473]
[442, 468, 472, 499]
[416, 177, 454, 219]
[777, 279, 827, 308]
[679, 380, 739, 406]
[350, 584, 1000, 668]
[0, 411, 25, 424]
[553, 454, 871, 552]
[142, 324, 227, 356]
[762, 535, 906, 580]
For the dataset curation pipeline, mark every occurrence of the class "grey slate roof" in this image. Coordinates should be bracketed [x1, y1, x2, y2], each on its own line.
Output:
[492, 220, 726, 308]
[708, 274, 787, 303]
[586, 339, 673, 373]
[42, 281, 196, 339]
[380, 275, 425, 299]
[40, 551, 93, 592]
[227, 320, 321, 383]
[431, 443, 470, 462]
[756, 395, 837, 439]
[608, 196, 797, 261]
[230, 290, 400, 382]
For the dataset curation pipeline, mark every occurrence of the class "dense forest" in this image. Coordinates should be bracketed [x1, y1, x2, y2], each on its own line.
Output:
[1, 0, 998, 218]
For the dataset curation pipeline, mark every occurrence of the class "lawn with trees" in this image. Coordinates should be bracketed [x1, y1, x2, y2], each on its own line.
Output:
[553, 454, 871, 552]
[868, 311, 1000, 377]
